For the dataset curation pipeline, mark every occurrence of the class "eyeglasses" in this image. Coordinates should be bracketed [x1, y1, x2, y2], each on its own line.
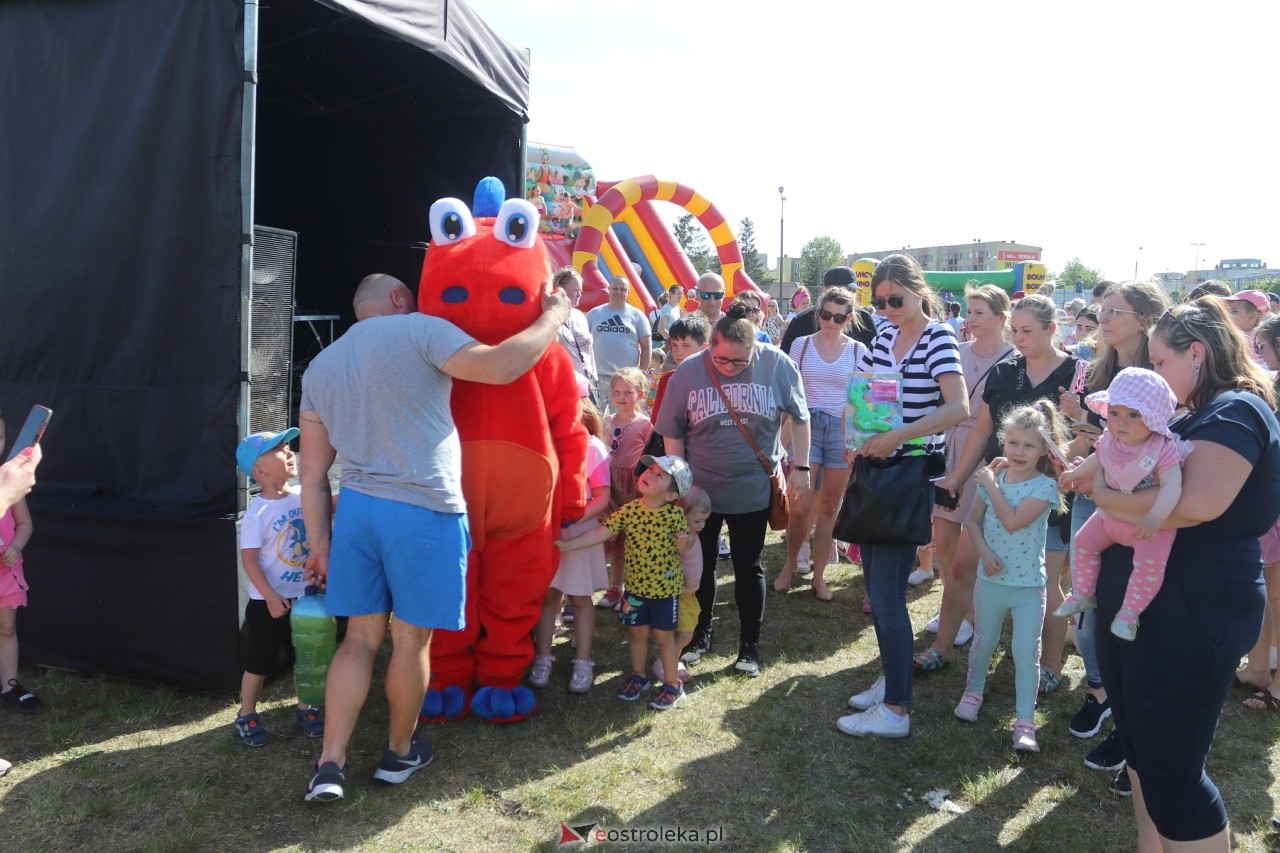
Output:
[711, 354, 752, 369]
[870, 295, 906, 311]
[1098, 306, 1140, 320]
[610, 426, 624, 452]
[699, 291, 724, 300]
[819, 308, 851, 324]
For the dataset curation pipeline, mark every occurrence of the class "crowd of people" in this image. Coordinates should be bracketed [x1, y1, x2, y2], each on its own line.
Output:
[5, 252, 1278, 847]
[553, 260, 1280, 849]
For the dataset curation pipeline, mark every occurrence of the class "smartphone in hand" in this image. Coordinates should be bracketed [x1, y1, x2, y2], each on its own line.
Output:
[6, 405, 52, 462]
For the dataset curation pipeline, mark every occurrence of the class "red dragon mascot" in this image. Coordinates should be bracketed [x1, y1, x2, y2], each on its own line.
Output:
[417, 177, 588, 722]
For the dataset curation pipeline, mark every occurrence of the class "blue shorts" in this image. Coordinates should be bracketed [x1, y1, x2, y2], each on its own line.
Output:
[808, 409, 848, 470]
[326, 489, 470, 630]
[618, 593, 679, 631]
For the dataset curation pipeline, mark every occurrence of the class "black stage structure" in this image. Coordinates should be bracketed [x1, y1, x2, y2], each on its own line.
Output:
[0, 0, 530, 690]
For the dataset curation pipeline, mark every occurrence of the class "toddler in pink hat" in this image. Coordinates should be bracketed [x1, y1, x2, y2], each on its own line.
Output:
[1055, 368, 1193, 640]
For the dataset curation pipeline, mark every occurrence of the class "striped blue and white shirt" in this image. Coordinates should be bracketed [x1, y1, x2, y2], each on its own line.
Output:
[857, 320, 961, 457]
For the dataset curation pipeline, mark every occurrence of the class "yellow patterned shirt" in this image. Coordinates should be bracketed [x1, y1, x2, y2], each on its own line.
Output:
[605, 500, 690, 599]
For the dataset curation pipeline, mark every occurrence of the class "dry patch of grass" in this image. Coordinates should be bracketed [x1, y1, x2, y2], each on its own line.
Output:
[3, 534, 1280, 851]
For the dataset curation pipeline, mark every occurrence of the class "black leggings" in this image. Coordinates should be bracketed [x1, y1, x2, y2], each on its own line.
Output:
[1095, 545, 1265, 842]
[694, 507, 770, 646]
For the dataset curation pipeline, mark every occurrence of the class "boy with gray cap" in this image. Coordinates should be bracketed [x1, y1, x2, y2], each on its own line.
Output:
[557, 454, 694, 710]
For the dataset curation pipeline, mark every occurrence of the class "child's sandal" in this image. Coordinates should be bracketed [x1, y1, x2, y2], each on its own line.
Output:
[912, 647, 946, 672]
[295, 706, 325, 738]
[1038, 668, 1063, 695]
[234, 712, 269, 747]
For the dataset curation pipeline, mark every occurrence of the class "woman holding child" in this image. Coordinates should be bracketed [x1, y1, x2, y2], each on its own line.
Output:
[1090, 298, 1279, 849]
[656, 302, 811, 677]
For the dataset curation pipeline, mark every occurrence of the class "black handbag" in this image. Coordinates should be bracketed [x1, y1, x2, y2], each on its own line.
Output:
[833, 453, 934, 546]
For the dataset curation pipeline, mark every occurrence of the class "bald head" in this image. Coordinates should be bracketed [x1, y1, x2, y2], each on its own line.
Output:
[353, 274, 414, 320]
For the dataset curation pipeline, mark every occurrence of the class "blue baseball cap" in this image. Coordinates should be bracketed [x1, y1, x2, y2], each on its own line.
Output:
[237, 428, 299, 479]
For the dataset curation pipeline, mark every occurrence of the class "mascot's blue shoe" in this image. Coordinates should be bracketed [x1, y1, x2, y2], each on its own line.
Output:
[419, 685, 469, 723]
[471, 686, 538, 723]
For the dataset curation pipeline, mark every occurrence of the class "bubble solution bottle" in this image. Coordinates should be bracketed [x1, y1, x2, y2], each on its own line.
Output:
[291, 586, 336, 707]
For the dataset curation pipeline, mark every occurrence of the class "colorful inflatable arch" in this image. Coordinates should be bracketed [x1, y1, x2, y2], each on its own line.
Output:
[850, 258, 1048, 306]
[571, 176, 762, 313]
[526, 144, 764, 315]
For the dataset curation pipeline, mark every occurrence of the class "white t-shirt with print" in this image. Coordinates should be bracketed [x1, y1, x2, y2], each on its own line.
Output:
[240, 486, 309, 600]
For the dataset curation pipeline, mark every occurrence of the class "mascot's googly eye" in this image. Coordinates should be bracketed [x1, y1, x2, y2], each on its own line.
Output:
[493, 199, 539, 249]
[428, 198, 477, 245]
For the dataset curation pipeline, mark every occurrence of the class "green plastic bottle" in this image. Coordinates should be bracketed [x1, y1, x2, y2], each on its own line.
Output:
[290, 586, 335, 707]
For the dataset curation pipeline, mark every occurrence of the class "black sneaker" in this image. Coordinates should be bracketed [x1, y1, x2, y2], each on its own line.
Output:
[304, 760, 348, 803]
[734, 643, 761, 678]
[0, 679, 42, 714]
[1084, 729, 1126, 772]
[1109, 767, 1132, 797]
[1068, 694, 1111, 739]
[680, 628, 712, 665]
[373, 738, 434, 784]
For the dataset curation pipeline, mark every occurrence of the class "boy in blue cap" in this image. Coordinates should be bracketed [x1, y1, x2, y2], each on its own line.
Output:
[235, 428, 322, 746]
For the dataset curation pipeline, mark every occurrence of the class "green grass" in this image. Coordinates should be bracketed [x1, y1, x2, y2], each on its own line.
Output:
[3, 533, 1280, 851]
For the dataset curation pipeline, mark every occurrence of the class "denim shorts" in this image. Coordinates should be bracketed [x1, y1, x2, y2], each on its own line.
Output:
[808, 409, 849, 470]
[326, 488, 469, 630]
[1045, 509, 1070, 554]
[618, 592, 679, 630]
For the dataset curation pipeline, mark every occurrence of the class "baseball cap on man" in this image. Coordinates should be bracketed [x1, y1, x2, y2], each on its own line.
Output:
[1224, 289, 1269, 313]
[639, 454, 692, 498]
[237, 428, 300, 479]
[822, 266, 856, 288]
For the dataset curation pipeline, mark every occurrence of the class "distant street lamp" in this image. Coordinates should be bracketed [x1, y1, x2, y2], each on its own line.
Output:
[1134, 246, 1143, 281]
[778, 186, 786, 286]
[1192, 242, 1206, 283]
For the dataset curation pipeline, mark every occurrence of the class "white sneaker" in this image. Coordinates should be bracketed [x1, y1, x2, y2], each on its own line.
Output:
[924, 610, 941, 634]
[837, 703, 910, 738]
[718, 535, 731, 559]
[954, 619, 974, 646]
[907, 568, 934, 586]
[848, 675, 886, 711]
[796, 542, 811, 575]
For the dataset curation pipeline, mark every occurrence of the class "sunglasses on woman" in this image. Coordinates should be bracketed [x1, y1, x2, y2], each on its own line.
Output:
[870, 295, 906, 311]
[1098, 306, 1140, 320]
[819, 308, 851, 324]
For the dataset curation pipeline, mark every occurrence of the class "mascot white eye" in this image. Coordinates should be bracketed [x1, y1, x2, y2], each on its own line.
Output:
[493, 199, 539, 250]
[428, 198, 476, 245]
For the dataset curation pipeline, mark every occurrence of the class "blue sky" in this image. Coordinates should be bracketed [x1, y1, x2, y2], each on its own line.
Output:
[468, 0, 1278, 282]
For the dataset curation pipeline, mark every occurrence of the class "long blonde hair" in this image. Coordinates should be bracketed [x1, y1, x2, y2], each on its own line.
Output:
[996, 400, 1068, 511]
[1086, 280, 1169, 393]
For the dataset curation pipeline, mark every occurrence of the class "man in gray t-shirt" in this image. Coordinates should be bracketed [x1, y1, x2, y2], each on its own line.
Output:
[586, 275, 651, 396]
[296, 273, 570, 802]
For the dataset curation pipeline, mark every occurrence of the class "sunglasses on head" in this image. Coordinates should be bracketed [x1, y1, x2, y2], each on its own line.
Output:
[699, 291, 724, 300]
[819, 308, 851, 324]
[870, 295, 906, 311]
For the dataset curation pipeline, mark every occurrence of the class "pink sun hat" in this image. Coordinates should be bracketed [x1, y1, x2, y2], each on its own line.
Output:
[1085, 367, 1177, 439]
[1224, 289, 1269, 313]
